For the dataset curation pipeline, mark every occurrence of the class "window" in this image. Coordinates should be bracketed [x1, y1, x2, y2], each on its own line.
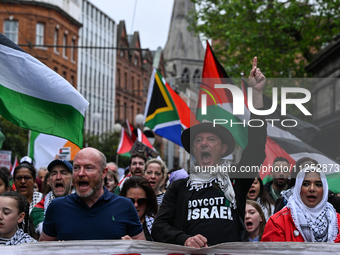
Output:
[36, 23, 44, 45]
[62, 71, 66, 79]
[134, 57, 138, 66]
[70, 75, 74, 86]
[181, 68, 190, 84]
[54, 26, 59, 53]
[71, 37, 76, 62]
[63, 32, 68, 59]
[193, 69, 201, 84]
[4, 20, 18, 43]
[117, 68, 121, 87]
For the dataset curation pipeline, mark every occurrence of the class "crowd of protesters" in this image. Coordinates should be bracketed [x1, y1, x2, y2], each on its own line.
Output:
[1, 57, 340, 246]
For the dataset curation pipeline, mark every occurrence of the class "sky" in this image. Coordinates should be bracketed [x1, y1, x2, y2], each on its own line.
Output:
[89, 0, 174, 51]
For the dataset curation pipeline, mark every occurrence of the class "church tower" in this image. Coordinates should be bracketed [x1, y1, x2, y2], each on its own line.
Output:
[163, 0, 205, 91]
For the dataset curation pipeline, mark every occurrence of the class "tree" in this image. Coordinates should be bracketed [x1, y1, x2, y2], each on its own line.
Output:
[0, 116, 28, 161]
[189, 0, 340, 78]
[83, 131, 130, 168]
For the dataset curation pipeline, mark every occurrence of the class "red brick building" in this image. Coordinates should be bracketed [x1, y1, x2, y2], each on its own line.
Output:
[115, 20, 166, 126]
[0, 0, 81, 88]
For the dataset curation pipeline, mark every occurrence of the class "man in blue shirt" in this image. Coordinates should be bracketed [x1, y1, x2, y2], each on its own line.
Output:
[39, 147, 144, 241]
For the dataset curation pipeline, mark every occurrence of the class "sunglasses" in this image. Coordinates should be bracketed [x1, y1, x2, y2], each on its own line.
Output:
[128, 197, 148, 206]
[15, 175, 33, 181]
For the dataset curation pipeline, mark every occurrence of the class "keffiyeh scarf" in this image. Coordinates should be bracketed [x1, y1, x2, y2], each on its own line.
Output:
[0, 228, 37, 245]
[188, 159, 236, 209]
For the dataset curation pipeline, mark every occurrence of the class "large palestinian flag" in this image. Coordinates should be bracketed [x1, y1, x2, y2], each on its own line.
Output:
[0, 32, 88, 148]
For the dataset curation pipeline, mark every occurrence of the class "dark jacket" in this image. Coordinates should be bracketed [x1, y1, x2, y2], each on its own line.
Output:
[151, 113, 267, 245]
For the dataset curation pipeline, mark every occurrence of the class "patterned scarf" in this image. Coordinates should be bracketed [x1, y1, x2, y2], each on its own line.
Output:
[0, 228, 37, 245]
[188, 159, 236, 209]
[287, 167, 338, 242]
[144, 215, 154, 236]
[29, 191, 44, 214]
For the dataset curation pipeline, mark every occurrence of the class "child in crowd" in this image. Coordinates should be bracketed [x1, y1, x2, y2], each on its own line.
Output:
[0, 170, 10, 195]
[104, 170, 119, 193]
[247, 177, 275, 221]
[245, 200, 266, 242]
[0, 191, 37, 245]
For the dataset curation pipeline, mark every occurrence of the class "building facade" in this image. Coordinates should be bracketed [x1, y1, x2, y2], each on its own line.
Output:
[305, 37, 340, 160]
[0, 0, 81, 88]
[78, 0, 117, 136]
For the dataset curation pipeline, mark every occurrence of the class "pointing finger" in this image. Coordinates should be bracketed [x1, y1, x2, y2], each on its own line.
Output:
[253, 56, 257, 69]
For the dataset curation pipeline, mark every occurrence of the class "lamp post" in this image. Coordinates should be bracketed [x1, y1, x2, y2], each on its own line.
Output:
[113, 122, 122, 165]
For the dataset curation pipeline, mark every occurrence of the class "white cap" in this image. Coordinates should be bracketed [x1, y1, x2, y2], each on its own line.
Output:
[20, 156, 33, 164]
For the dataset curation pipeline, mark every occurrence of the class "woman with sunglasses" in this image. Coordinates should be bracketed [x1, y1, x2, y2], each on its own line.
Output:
[120, 176, 158, 241]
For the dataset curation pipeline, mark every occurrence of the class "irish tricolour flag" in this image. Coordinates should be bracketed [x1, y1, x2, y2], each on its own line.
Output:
[29, 131, 81, 169]
[0, 32, 88, 148]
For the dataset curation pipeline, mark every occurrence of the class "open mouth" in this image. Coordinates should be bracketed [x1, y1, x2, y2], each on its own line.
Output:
[19, 185, 27, 191]
[246, 222, 253, 227]
[249, 190, 256, 195]
[77, 181, 89, 189]
[149, 181, 156, 186]
[307, 195, 317, 201]
[55, 183, 64, 191]
[201, 152, 212, 164]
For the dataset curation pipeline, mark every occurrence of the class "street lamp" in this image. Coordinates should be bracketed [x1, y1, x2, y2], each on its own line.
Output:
[135, 113, 144, 126]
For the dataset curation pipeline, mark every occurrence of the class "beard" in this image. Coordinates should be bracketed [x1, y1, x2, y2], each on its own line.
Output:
[273, 178, 287, 188]
[75, 178, 102, 198]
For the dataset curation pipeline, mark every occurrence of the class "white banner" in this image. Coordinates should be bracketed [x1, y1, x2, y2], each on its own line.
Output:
[0, 240, 339, 255]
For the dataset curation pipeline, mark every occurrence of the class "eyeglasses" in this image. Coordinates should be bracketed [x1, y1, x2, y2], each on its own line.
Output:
[15, 175, 33, 182]
[128, 197, 148, 206]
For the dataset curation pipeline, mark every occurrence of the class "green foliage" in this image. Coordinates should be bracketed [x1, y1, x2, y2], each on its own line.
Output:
[83, 131, 130, 169]
[0, 116, 28, 161]
[189, 0, 340, 78]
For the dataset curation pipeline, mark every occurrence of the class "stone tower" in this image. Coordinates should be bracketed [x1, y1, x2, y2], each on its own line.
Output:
[163, 0, 205, 92]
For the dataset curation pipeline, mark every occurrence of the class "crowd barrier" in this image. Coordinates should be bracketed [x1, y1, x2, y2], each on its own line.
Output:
[0, 240, 339, 255]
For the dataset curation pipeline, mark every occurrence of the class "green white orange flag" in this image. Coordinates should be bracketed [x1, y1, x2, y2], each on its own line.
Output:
[0, 32, 89, 148]
[29, 131, 81, 169]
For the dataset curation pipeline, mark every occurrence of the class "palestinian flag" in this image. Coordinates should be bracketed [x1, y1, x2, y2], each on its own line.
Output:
[196, 41, 249, 149]
[29, 131, 81, 169]
[0, 32, 88, 148]
[144, 68, 194, 146]
[200, 41, 340, 192]
[117, 128, 134, 157]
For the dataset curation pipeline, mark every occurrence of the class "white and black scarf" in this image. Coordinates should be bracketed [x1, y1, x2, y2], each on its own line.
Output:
[287, 167, 338, 242]
[188, 159, 236, 209]
[0, 228, 37, 245]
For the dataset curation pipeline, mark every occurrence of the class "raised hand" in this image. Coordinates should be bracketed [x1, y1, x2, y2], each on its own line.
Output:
[249, 57, 266, 92]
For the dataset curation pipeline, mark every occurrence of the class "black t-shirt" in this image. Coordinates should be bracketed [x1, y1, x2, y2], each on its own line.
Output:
[185, 184, 242, 245]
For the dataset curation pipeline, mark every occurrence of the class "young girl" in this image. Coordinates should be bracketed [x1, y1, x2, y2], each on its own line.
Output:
[0, 191, 37, 245]
[244, 200, 266, 242]
[247, 177, 275, 221]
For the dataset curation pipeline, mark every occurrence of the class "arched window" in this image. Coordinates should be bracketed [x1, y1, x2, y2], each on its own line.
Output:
[181, 68, 190, 84]
[192, 69, 201, 84]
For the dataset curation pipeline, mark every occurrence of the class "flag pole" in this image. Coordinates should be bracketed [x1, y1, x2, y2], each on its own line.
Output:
[27, 130, 31, 156]
[116, 153, 119, 166]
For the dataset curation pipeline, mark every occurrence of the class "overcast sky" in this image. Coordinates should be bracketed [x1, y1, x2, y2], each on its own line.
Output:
[89, 0, 174, 50]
